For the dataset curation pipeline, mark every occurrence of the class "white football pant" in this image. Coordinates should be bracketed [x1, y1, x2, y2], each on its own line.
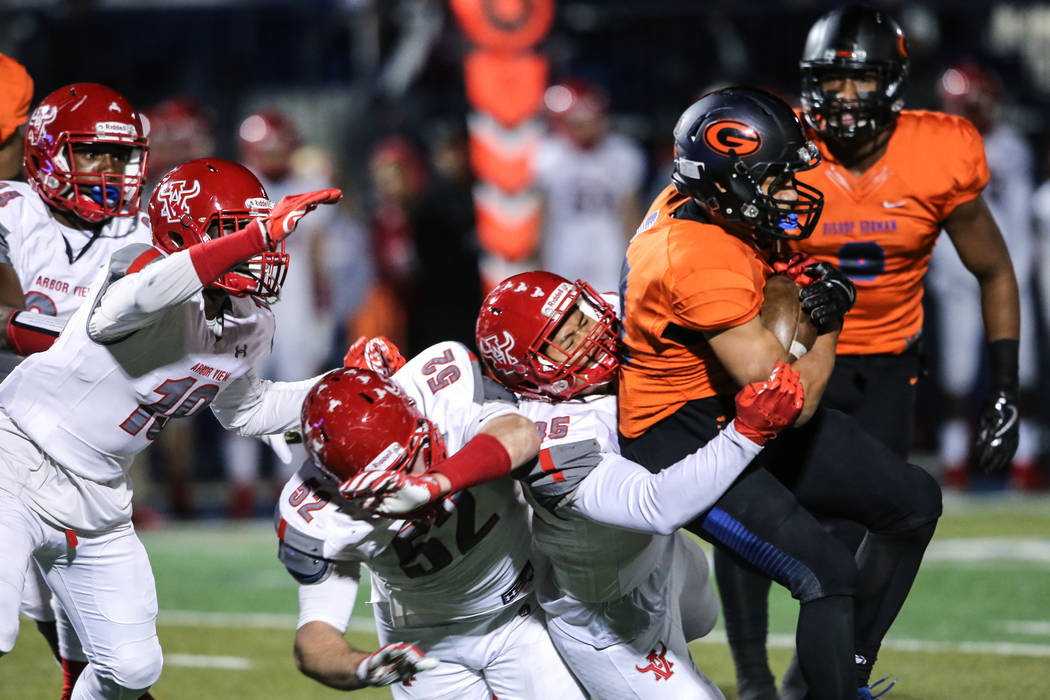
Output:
[374, 597, 586, 700]
[546, 533, 723, 700]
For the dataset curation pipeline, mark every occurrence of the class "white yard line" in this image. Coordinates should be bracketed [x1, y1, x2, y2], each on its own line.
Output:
[164, 653, 255, 670]
[693, 632, 1050, 657]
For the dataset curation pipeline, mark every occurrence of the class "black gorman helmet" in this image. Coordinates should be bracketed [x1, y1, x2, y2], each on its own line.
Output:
[671, 86, 823, 242]
[800, 4, 910, 143]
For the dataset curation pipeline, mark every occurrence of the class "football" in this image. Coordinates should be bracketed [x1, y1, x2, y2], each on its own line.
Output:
[760, 274, 818, 360]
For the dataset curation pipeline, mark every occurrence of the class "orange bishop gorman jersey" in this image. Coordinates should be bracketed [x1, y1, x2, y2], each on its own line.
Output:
[792, 110, 989, 355]
[618, 184, 771, 438]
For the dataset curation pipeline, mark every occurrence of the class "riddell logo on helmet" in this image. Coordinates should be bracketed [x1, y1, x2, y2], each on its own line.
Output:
[156, 179, 201, 223]
[703, 120, 762, 156]
[541, 283, 573, 318]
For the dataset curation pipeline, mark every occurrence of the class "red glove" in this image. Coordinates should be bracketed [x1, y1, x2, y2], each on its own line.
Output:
[733, 361, 805, 445]
[245, 188, 343, 248]
[343, 335, 407, 377]
[772, 252, 818, 286]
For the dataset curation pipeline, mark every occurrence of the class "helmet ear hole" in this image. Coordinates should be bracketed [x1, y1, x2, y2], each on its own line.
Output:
[169, 232, 184, 248]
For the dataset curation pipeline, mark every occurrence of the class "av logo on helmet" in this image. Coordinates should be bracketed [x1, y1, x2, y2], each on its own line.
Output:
[703, 119, 762, 156]
[27, 105, 58, 147]
[478, 331, 519, 367]
[155, 179, 201, 223]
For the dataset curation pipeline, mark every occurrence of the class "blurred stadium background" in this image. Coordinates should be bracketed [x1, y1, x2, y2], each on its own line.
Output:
[2, 0, 1050, 696]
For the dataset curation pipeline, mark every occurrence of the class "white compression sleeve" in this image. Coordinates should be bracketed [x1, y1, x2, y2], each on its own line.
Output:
[571, 423, 762, 535]
[297, 562, 361, 632]
[210, 367, 325, 436]
[88, 250, 203, 342]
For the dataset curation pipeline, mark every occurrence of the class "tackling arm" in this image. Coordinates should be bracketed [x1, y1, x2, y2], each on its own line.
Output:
[294, 566, 437, 690]
[705, 314, 836, 424]
[211, 368, 324, 437]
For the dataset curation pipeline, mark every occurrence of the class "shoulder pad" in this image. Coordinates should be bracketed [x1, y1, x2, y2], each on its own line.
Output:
[276, 515, 334, 584]
[277, 540, 333, 585]
[519, 438, 602, 514]
[481, 376, 518, 405]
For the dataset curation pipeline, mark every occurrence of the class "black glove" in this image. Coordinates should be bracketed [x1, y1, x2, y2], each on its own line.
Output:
[799, 262, 857, 331]
[975, 339, 1021, 474]
[974, 389, 1019, 473]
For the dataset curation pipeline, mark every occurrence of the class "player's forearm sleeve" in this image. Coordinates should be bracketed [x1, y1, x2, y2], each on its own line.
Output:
[297, 562, 361, 632]
[572, 423, 762, 535]
[88, 250, 204, 342]
[211, 368, 324, 436]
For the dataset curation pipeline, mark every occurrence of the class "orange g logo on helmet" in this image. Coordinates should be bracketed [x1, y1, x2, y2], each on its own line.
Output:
[703, 119, 762, 156]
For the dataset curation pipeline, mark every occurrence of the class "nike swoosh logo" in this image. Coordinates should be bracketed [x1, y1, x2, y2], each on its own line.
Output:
[883, 200, 907, 208]
[994, 405, 1019, 439]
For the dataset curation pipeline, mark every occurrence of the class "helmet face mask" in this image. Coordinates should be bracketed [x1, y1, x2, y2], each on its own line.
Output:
[148, 158, 287, 301]
[301, 368, 448, 490]
[24, 83, 149, 224]
[476, 271, 620, 401]
[671, 87, 824, 242]
[799, 4, 909, 144]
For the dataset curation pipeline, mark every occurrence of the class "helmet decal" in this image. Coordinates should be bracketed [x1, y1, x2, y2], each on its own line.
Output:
[703, 120, 763, 156]
[27, 105, 58, 146]
[155, 179, 201, 223]
[477, 330, 519, 367]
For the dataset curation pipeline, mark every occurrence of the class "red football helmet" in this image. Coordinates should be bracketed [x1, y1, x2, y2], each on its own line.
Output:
[543, 79, 609, 149]
[937, 62, 1001, 134]
[143, 97, 216, 176]
[24, 83, 149, 223]
[301, 367, 447, 485]
[475, 270, 620, 401]
[148, 158, 287, 300]
[237, 110, 300, 181]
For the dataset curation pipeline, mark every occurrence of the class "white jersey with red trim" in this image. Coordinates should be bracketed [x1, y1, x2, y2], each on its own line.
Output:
[0, 180, 151, 320]
[516, 394, 667, 604]
[276, 341, 535, 629]
[0, 244, 276, 487]
[516, 393, 762, 605]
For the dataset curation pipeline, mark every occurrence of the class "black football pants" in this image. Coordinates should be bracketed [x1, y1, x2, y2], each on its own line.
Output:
[620, 399, 941, 700]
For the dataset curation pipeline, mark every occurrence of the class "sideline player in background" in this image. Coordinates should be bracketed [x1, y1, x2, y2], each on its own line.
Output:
[223, 109, 338, 517]
[0, 82, 155, 698]
[277, 347, 586, 699]
[930, 60, 1038, 490]
[0, 157, 339, 699]
[713, 7, 1019, 700]
[616, 86, 942, 700]
[534, 79, 646, 294]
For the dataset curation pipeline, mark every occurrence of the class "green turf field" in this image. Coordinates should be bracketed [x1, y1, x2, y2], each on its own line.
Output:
[3, 493, 1048, 699]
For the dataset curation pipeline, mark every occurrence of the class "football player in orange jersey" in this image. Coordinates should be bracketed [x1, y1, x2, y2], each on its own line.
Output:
[618, 85, 941, 700]
[712, 6, 1022, 700]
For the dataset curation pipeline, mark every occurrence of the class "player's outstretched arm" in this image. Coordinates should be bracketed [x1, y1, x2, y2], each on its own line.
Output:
[570, 362, 804, 534]
[295, 623, 437, 691]
[344, 412, 540, 516]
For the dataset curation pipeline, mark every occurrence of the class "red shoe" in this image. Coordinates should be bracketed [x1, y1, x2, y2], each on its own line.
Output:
[228, 483, 256, 519]
[942, 462, 969, 491]
[131, 505, 165, 531]
[1009, 461, 1046, 492]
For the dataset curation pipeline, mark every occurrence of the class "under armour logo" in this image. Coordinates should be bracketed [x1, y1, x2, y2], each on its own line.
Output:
[235, 344, 248, 358]
[155, 179, 201, 224]
[636, 641, 674, 680]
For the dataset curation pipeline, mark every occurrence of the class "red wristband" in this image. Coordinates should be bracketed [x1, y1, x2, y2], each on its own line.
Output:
[432, 432, 512, 493]
[187, 220, 268, 286]
[6, 310, 63, 355]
